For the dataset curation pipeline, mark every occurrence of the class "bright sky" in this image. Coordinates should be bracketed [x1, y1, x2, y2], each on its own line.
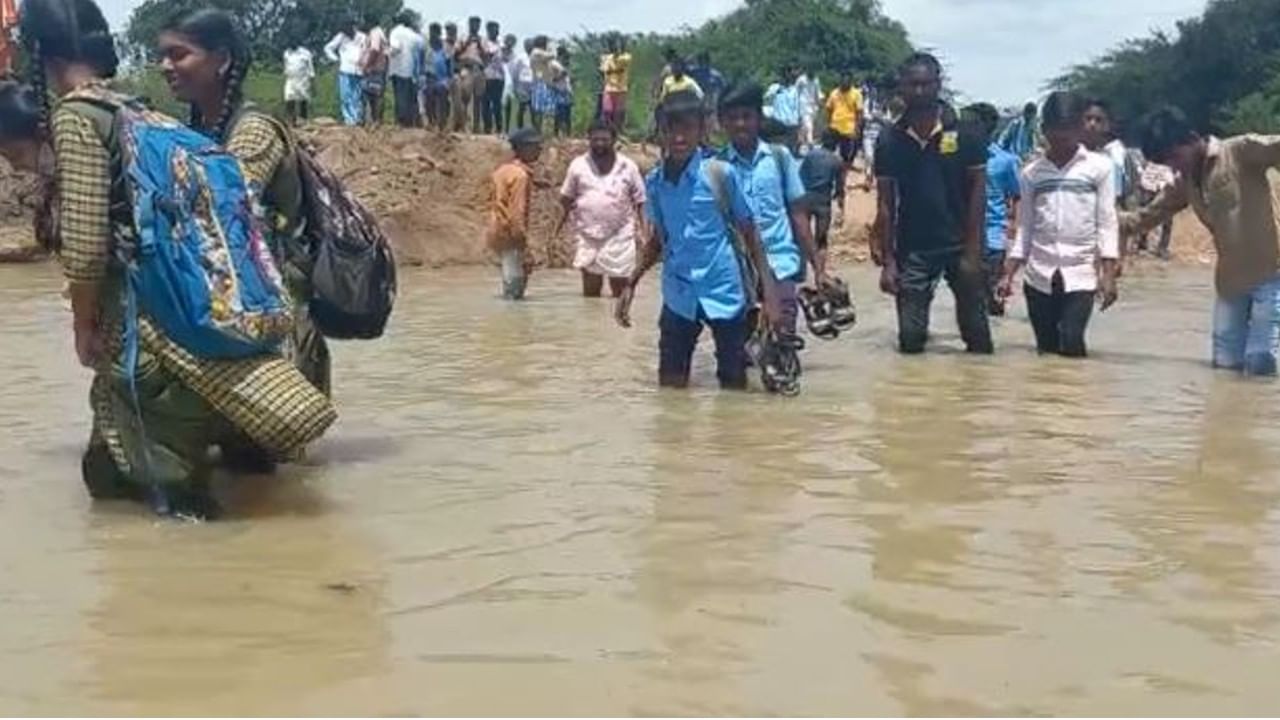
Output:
[97, 0, 1209, 106]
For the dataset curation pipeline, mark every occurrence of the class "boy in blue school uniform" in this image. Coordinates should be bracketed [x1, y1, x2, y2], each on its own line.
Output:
[615, 91, 781, 389]
[964, 102, 1022, 316]
[717, 83, 829, 393]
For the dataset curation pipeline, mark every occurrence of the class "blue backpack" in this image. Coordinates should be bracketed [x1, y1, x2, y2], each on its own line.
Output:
[68, 96, 292, 360]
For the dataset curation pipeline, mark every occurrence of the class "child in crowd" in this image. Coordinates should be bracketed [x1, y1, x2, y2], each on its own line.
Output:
[615, 91, 779, 390]
[964, 102, 1021, 316]
[487, 128, 542, 300]
[799, 129, 846, 270]
[718, 83, 827, 394]
[1000, 91, 1120, 358]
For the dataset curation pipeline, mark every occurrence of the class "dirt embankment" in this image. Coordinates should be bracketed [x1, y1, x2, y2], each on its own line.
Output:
[0, 124, 1216, 267]
[299, 123, 660, 269]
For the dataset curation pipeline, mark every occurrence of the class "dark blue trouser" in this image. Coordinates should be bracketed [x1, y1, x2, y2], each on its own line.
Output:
[659, 306, 749, 389]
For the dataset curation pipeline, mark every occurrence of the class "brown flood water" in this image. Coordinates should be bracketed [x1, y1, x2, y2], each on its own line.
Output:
[2, 260, 1280, 716]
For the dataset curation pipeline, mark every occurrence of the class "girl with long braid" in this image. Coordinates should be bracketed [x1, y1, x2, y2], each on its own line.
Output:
[22, 0, 335, 519]
[157, 8, 333, 469]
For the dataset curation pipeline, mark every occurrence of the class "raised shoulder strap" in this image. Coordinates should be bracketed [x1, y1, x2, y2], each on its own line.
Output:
[704, 158, 734, 221]
[768, 143, 794, 200]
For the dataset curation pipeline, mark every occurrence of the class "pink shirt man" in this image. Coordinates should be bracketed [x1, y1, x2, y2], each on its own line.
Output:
[560, 153, 646, 278]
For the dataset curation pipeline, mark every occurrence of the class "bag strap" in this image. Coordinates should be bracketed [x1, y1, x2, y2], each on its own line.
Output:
[769, 143, 794, 201]
[705, 158, 760, 307]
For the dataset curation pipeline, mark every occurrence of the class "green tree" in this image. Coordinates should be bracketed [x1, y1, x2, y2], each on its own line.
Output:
[1057, 0, 1280, 136]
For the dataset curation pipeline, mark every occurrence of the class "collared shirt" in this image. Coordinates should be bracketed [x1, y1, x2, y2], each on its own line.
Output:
[561, 153, 646, 244]
[387, 25, 423, 79]
[721, 141, 805, 280]
[282, 48, 314, 83]
[509, 52, 532, 85]
[1009, 146, 1120, 293]
[488, 160, 533, 251]
[1103, 139, 1129, 199]
[875, 106, 987, 254]
[1131, 135, 1280, 298]
[646, 153, 753, 321]
[324, 32, 367, 76]
[796, 74, 821, 115]
[985, 142, 1021, 251]
[825, 87, 863, 137]
[427, 47, 452, 86]
[768, 83, 801, 127]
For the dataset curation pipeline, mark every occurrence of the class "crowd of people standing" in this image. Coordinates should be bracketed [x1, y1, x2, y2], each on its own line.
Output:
[301, 13, 575, 136]
[488, 46, 1280, 399]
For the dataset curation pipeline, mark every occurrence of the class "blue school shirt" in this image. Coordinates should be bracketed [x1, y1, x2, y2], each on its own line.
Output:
[721, 141, 805, 282]
[646, 153, 753, 322]
[985, 143, 1022, 251]
[770, 85, 802, 127]
[429, 48, 452, 87]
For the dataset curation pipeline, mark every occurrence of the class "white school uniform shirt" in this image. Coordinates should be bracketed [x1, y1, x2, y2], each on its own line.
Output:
[1009, 145, 1120, 294]
[325, 31, 367, 76]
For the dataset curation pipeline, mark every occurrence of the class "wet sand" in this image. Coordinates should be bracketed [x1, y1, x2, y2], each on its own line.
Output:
[2, 261, 1279, 715]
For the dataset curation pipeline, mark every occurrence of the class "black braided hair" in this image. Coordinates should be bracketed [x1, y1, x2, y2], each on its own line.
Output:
[26, 40, 50, 134]
[161, 8, 251, 142]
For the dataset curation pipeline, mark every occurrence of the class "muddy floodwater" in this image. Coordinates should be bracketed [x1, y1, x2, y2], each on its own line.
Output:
[2, 261, 1280, 716]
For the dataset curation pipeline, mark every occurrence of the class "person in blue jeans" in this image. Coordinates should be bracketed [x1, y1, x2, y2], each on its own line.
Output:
[615, 91, 781, 390]
[964, 102, 1022, 316]
[1126, 107, 1280, 376]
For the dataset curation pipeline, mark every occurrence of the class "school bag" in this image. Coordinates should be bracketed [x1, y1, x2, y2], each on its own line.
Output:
[66, 95, 292, 360]
[293, 139, 398, 340]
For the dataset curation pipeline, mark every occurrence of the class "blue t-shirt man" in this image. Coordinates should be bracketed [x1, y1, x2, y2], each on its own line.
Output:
[984, 142, 1021, 252]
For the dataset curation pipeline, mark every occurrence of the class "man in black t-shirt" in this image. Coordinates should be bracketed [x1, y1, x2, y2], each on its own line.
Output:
[873, 53, 994, 354]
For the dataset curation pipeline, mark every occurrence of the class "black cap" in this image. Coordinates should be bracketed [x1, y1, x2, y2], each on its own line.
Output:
[509, 127, 543, 148]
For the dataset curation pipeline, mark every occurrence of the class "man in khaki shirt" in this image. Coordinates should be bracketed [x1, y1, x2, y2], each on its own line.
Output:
[1125, 107, 1280, 377]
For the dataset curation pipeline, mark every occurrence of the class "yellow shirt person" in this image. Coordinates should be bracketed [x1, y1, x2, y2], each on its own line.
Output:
[825, 83, 864, 138]
[600, 51, 632, 95]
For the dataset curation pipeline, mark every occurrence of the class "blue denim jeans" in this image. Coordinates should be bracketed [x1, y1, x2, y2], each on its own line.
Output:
[1213, 274, 1280, 376]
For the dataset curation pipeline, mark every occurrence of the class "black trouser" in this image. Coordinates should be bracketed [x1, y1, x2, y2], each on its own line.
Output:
[895, 250, 994, 354]
[983, 248, 1005, 316]
[554, 102, 571, 137]
[285, 100, 309, 126]
[1025, 272, 1094, 358]
[811, 204, 832, 250]
[658, 306, 749, 389]
[392, 76, 419, 127]
[483, 78, 505, 133]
